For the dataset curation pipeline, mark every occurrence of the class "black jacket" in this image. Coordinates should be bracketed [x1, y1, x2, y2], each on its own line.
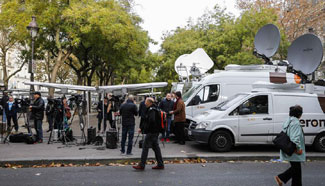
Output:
[139, 100, 146, 118]
[1, 95, 9, 107]
[119, 99, 138, 126]
[97, 101, 110, 119]
[31, 97, 45, 120]
[141, 104, 160, 134]
[159, 98, 174, 117]
[4, 101, 19, 116]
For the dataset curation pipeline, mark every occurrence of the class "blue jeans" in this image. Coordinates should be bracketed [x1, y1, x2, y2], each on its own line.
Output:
[34, 119, 43, 141]
[121, 125, 134, 154]
[162, 117, 172, 139]
[2, 110, 6, 123]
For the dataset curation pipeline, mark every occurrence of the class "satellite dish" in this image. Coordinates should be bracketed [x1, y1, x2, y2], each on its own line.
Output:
[287, 34, 323, 75]
[174, 54, 190, 77]
[174, 48, 214, 78]
[254, 24, 280, 58]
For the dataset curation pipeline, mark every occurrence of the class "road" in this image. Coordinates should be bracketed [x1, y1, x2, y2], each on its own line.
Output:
[0, 161, 324, 186]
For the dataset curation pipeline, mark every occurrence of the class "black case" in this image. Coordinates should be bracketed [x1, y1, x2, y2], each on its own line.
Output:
[87, 127, 96, 144]
[106, 129, 117, 149]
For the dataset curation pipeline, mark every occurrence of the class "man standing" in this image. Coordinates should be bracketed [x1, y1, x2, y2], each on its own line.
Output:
[4, 96, 19, 133]
[45, 96, 54, 132]
[159, 93, 174, 142]
[1, 91, 9, 123]
[138, 96, 147, 132]
[133, 97, 164, 170]
[119, 95, 138, 155]
[170, 91, 186, 145]
[97, 97, 109, 133]
[30, 92, 45, 143]
[107, 93, 115, 129]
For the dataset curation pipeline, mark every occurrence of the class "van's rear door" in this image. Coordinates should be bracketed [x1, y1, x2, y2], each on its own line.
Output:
[238, 94, 274, 143]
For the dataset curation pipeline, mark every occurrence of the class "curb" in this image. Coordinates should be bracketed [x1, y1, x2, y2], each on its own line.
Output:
[1, 155, 325, 167]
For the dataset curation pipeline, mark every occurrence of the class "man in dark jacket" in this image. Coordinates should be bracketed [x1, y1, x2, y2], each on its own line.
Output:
[97, 97, 109, 133]
[119, 95, 138, 155]
[159, 93, 174, 142]
[4, 96, 19, 132]
[133, 97, 164, 170]
[30, 92, 45, 143]
[138, 96, 148, 132]
[170, 91, 186, 145]
[1, 91, 9, 123]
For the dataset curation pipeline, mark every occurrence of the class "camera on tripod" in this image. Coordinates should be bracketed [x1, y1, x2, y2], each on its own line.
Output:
[69, 94, 83, 105]
[15, 98, 30, 113]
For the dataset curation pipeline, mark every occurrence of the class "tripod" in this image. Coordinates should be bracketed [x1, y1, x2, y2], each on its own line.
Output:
[48, 106, 71, 145]
[70, 102, 86, 145]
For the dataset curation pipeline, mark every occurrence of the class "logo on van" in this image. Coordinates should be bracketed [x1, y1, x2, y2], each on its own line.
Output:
[300, 119, 325, 127]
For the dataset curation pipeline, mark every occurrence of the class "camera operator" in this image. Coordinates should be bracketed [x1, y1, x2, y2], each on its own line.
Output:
[5, 96, 19, 133]
[97, 97, 109, 133]
[119, 94, 138, 155]
[107, 93, 115, 129]
[29, 92, 45, 143]
[46, 96, 54, 132]
[1, 91, 9, 123]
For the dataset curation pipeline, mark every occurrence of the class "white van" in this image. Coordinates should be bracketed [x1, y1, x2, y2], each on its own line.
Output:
[183, 64, 299, 121]
[188, 82, 325, 152]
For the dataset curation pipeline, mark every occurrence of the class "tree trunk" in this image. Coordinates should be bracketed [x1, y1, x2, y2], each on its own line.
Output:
[1, 52, 8, 89]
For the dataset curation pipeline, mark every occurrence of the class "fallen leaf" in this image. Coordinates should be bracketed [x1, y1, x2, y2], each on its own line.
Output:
[201, 164, 206, 167]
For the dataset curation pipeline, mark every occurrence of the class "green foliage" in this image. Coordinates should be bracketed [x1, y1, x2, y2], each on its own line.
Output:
[156, 6, 291, 86]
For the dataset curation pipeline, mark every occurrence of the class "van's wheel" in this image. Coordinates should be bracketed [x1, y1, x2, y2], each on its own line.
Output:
[209, 131, 233, 152]
[314, 133, 325, 152]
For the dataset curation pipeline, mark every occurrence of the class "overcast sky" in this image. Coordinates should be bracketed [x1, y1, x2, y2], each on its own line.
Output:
[133, 0, 241, 52]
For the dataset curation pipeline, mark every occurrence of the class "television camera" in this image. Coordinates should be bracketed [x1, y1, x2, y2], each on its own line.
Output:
[14, 98, 30, 113]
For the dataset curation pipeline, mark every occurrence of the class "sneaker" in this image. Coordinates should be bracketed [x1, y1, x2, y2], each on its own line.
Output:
[38, 139, 43, 143]
[126, 153, 133, 156]
[160, 138, 165, 142]
[166, 138, 170, 142]
[152, 165, 164, 170]
[274, 176, 283, 186]
[120, 151, 126, 156]
[133, 165, 145, 170]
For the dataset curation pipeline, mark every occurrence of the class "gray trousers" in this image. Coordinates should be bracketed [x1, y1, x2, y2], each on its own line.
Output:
[140, 133, 164, 167]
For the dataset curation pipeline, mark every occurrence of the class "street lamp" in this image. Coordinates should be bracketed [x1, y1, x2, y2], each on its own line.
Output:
[26, 16, 39, 93]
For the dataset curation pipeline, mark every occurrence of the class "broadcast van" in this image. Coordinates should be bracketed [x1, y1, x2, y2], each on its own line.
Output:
[188, 82, 325, 152]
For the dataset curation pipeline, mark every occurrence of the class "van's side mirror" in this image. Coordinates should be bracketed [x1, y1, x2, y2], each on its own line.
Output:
[239, 107, 251, 115]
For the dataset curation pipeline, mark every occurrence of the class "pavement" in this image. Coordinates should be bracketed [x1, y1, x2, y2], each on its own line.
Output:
[1, 162, 325, 186]
[1, 113, 325, 166]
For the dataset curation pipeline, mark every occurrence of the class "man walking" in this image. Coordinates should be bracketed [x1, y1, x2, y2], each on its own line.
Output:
[133, 97, 164, 170]
[159, 93, 174, 142]
[119, 95, 138, 155]
[170, 91, 186, 145]
[30, 92, 45, 143]
[4, 96, 19, 133]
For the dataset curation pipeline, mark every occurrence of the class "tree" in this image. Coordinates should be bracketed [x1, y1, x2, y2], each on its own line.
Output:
[0, 0, 30, 89]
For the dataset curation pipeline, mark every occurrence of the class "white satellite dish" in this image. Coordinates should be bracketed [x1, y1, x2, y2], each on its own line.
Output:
[174, 48, 214, 78]
[174, 54, 190, 78]
[254, 24, 280, 58]
[287, 34, 323, 75]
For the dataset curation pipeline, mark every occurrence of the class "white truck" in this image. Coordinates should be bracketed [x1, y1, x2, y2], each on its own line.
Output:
[182, 64, 300, 121]
[188, 82, 325, 152]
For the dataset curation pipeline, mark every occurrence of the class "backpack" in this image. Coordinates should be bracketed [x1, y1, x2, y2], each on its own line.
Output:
[152, 107, 167, 134]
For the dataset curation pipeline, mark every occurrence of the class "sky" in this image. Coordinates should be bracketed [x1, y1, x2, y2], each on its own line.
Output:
[133, 0, 241, 53]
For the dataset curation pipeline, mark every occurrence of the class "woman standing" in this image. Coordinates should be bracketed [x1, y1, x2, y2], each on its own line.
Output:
[275, 105, 305, 186]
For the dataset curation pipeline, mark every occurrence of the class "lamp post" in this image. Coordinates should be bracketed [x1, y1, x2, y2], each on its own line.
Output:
[26, 16, 39, 94]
